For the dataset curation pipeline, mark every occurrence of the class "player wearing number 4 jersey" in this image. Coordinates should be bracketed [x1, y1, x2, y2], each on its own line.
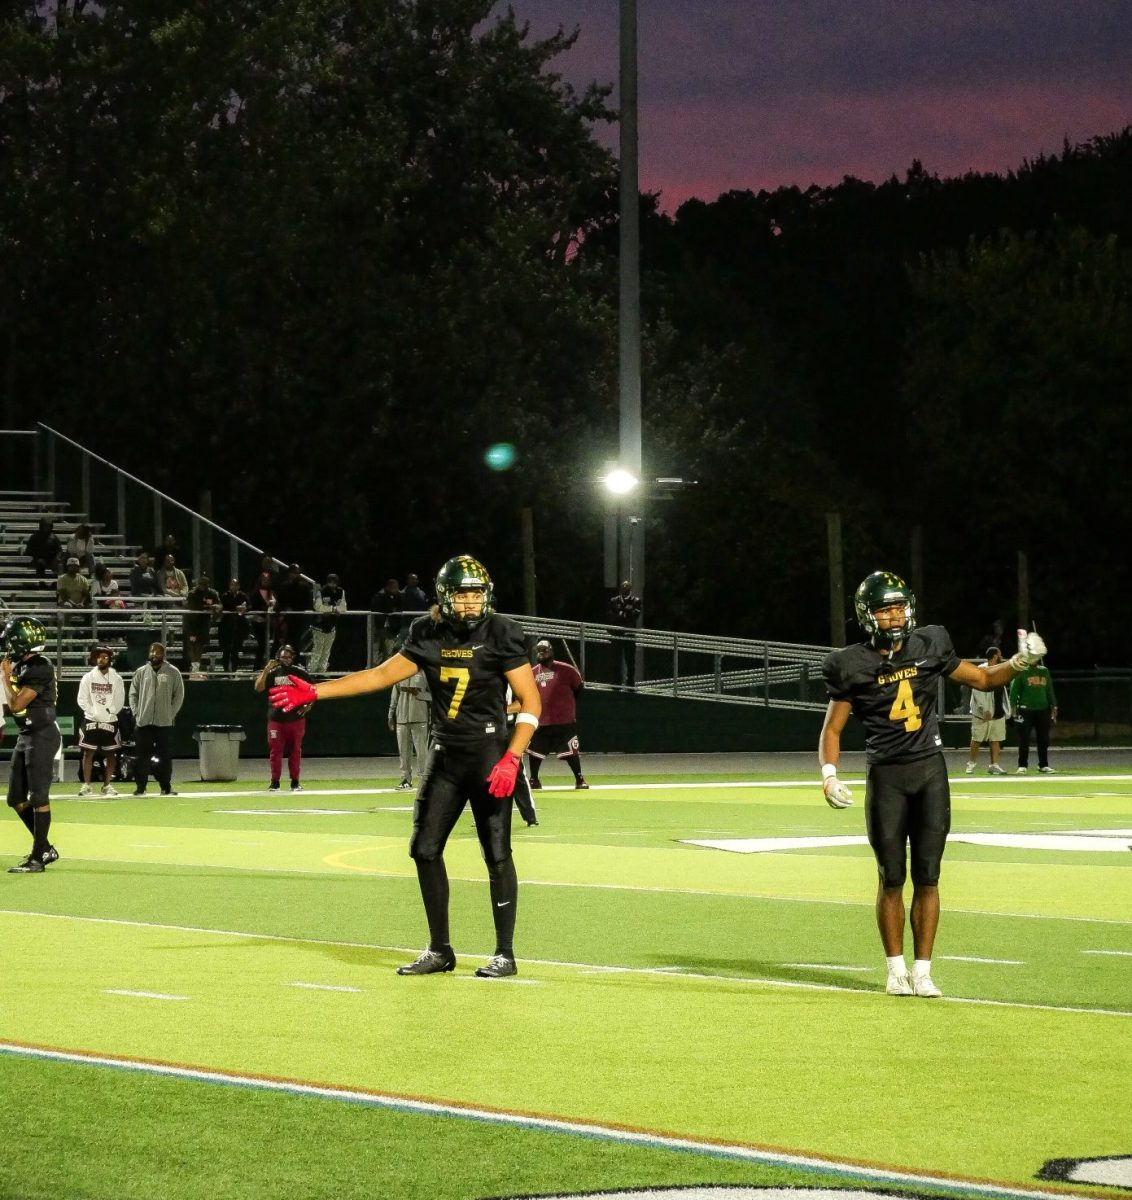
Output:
[819, 571, 1046, 999]
[270, 555, 540, 980]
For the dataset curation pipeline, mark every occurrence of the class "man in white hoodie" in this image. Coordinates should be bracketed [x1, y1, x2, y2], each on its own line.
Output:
[77, 646, 126, 796]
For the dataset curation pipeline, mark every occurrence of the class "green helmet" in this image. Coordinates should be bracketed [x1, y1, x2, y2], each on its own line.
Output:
[0, 616, 49, 659]
[435, 555, 494, 627]
[854, 571, 916, 649]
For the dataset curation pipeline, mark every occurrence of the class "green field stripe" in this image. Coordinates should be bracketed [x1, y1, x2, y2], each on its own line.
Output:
[2, 913, 1129, 1189]
[0, 1041, 1109, 1200]
[26, 821, 415, 876]
[31, 821, 1132, 923]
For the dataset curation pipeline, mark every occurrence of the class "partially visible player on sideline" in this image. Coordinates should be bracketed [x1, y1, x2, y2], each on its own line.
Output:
[271, 555, 541, 979]
[1, 617, 61, 873]
[819, 571, 1047, 999]
[255, 644, 312, 792]
[527, 638, 588, 789]
[77, 645, 125, 796]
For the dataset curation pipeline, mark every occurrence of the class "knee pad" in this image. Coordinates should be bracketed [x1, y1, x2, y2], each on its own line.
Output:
[408, 834, 443, 863]
[876, 859, 907, 888]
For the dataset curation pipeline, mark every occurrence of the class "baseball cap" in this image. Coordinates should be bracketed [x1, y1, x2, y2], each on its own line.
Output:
[66, 556, 80, 566]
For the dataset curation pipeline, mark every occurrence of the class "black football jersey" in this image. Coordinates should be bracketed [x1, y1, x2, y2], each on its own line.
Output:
[822, 625, 960, 765]
[10, 654, 58, 731]
[400, 613, 529, 745]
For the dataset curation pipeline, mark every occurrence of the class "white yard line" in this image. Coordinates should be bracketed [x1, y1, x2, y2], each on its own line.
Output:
[4, 909, 1127, 1018]
[103, 989, 189, 1001]
[939, 956, 1024, 965]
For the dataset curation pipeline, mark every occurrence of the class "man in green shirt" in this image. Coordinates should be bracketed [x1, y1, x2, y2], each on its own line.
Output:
[1008, 658, 1058, 774]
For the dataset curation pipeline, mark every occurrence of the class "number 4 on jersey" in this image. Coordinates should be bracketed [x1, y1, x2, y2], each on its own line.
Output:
[888, 678, 922, 732]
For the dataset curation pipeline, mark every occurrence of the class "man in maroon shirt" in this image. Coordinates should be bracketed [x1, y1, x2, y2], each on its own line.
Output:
[527, 639, 588, 789]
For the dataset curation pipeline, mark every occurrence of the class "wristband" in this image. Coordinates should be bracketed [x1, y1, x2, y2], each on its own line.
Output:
[821, 763, 838, 779]
[515, 712, 539, 729]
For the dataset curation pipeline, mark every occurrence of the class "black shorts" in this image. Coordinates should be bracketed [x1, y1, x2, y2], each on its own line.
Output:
[7, 724, 62, 808]
[410, 736, 513, 866]
[78, 723, 122, 751]
[864, 753, 950, 887]
[528, 723, 579, 759]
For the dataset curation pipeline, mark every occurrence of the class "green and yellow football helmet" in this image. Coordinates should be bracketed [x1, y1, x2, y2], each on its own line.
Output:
[435, 556, 494, 627]
[0, 616, 49, 659]
[854, 571, 916, 649]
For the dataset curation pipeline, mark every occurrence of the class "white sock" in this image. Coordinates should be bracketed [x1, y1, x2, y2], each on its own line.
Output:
[912, 958, 931, 978]
[885, 955, 907, 974]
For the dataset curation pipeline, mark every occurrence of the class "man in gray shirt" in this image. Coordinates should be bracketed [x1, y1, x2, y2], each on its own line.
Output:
[129, 642, 185, 796]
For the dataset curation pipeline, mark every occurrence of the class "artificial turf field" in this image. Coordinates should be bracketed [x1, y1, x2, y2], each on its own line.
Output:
[1, 756, 1129, 1200]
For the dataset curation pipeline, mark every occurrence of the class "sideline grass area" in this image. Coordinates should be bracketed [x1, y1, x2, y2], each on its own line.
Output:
[1, 767, 1130, 1199]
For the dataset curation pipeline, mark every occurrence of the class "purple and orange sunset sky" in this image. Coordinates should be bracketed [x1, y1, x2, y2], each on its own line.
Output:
[509, 0, 1132, 210]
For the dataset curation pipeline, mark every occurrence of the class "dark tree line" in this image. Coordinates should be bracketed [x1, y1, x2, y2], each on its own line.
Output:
[3, 2, 1130, 663]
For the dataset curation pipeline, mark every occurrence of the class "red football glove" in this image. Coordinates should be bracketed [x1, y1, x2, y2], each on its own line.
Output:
[486, 750, 522, 798]
[268, 675, 318, 712]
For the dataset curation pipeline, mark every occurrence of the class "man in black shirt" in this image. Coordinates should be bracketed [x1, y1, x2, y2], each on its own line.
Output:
[1, 617, 61, 873]
[271, 555, 541, 978]
[255, 645, 313, 792]
[819, 571, 1047, 999]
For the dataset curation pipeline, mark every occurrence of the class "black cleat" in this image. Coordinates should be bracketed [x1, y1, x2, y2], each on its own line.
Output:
[133, 788, 147, 797]
[268, 782, 280, 792]
[160, 788, 179, 796]
[529, 779, 543, 790]
[42, 845, 59, 866]
[9, 856, 45, 874]
[396, 947, 456, 976]
[574, 777, 589, 789]
[474, 954, 517, 978]
[290, 782, 304, 792]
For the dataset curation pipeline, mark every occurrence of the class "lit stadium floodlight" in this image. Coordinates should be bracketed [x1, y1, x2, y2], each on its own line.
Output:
[601, 467, 640, 495]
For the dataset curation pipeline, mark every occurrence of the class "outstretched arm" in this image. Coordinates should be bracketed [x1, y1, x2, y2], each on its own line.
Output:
[270, 653, 419, 711]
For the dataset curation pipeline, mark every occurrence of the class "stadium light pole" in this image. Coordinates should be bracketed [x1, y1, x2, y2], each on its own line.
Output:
[615, 0, 644, 616]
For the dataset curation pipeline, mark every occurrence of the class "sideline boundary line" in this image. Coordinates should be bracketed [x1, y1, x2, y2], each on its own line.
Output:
[0, 1039, 1117, 1200]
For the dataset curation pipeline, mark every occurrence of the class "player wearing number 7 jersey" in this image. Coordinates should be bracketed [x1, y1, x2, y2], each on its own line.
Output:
[818, 570, 1045, 999]
[269, 555, 541, 980]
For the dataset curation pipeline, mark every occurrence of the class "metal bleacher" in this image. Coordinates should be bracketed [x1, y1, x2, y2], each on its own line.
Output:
[0, 490, 150, 675]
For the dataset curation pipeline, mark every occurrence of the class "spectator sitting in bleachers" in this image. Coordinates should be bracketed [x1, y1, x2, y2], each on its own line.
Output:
[65, 523, 96, 574]
[156, 553, 188, 601]
[57, 556, 91, 630]
[129, 552, 159, 605]
[24, 517, 63, 579]
[91, 563, 127, 621]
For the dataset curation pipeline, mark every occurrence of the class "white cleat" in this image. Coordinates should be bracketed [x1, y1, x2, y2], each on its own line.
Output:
[101, 784, 119, 797]
[1015, 766, 1028, 774]
[77, 784, 92, 797]
[885, 970, 913, 996]
[987, 763, 1006, 775]
[913, 973, 943, 998]
[964, 762, 976, 774]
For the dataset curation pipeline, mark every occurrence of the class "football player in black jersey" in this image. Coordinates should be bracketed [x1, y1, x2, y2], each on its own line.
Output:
[819, 571, 1047, 998]
[1, 617, 62, 874]
[271, 555, 541, 978]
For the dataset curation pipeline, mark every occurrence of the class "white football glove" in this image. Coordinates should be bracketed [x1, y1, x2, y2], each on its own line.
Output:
[822, 775, 854, 809]
[1010, 631, 1047, 672]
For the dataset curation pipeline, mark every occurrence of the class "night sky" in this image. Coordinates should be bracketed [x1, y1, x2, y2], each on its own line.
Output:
[509, 0, 1132, 209]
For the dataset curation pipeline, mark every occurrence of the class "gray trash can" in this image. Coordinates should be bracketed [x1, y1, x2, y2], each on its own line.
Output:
[193, 724, 246, 782]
